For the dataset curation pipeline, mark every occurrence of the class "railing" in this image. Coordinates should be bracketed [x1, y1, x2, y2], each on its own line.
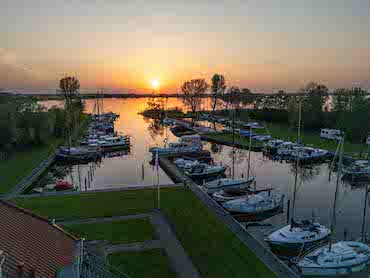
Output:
[81, 248, 131, 278]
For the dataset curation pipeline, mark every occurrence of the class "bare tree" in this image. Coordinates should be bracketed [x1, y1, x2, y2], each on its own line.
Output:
[181, 79, 208, 125]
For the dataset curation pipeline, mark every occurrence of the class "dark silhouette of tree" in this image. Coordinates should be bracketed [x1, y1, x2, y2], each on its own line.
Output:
[210, 74, 226, 113]
[181, 79, 208, 125]
[300, 82, 329, 128]
[56, 77, 83, 144]
[57, 76, 80, 107]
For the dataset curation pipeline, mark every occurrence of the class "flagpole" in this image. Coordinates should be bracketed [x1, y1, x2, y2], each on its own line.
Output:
[155, 149, 160, 209]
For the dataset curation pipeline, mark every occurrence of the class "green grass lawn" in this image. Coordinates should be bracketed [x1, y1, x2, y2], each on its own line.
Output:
[0, 137, 65, 194]
[63, 218, 155, 244]
[108, 250, 176, 278]
[0, 114, 90, 194]
[13, 187, 275, 278]
[13, 189, 155, 221]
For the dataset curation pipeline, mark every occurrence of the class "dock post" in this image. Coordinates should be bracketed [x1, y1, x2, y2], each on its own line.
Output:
[286, 199, 290, 224]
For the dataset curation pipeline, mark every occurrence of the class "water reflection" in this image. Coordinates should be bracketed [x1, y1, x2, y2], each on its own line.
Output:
[289, 163, 322, 183]
[146, 118, 165, 140]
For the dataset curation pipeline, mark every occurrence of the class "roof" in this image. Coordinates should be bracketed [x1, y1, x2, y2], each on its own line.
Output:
[0, 199, 78, 277]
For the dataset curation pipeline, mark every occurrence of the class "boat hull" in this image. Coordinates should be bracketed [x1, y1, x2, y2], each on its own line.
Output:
[203, 179, 254, 194]
[299, 260, 369, 276]
[266, 236, 330, 258]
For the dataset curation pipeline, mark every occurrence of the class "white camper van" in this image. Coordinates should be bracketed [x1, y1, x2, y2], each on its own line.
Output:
[320, 128, 342, 140]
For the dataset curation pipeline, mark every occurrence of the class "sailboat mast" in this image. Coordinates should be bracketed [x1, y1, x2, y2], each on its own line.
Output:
[232, 109, 235, 180]
[291, 101, 302, 224]
[361, 184, 369, 241]
[247, 119, 252, 179]
[329, 135, 344, 251]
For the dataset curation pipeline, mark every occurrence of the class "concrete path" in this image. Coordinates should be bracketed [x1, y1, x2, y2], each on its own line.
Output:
[58, 213, 151, 226]
[106, 240, 162, 253]
[17, 183, 183, 198]
[150, 209, 201, 278]
[59, 212, 202, 278]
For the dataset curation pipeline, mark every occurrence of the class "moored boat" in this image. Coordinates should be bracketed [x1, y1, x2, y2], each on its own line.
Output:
[265, 220, 330, 255]
[343, 160, 370, 181]
[222, 190, 284, 215]
[291, 147, 327, 161]
[203, 177, 255, 194]
[185, 164, 226, 180]
[149, 135, 203, 155]
[295, 241, 370, 276]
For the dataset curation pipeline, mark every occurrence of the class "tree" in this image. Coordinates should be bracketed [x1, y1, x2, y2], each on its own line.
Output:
[210, 74, 226, 114]
[57, 76, 81, 107]
[181, 79, 208, 124]
[300, 82, 329, 128]
[226, 86, 242, 111]
[57, 77, 82, 143]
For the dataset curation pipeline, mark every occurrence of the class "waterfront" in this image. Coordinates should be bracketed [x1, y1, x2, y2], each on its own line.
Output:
[40, 98, 370, 241]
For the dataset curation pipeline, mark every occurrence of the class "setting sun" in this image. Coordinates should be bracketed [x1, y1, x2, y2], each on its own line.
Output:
[152, 79, 160, 89]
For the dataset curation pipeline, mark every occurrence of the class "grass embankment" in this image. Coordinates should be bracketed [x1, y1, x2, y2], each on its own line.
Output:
[108, 250, 176, 278]
[203, 133, 264, 149]
[0, 114, 90, 194]
[64, 218, 156, 244]
[13, 187, 275, 278]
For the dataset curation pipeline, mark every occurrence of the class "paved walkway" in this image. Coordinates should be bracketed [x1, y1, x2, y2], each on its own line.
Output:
[150, 210, 201, 278]
[58, 213, 151, 226]
[106, 240, 162, 253]
[59, 211, 201, 278]
[17, 183, 183, 198]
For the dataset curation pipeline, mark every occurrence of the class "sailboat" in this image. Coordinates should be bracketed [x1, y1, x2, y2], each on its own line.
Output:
[204, 111, 255, 195]
[294, 135, 370, 276]
[264, 101, 330, 256]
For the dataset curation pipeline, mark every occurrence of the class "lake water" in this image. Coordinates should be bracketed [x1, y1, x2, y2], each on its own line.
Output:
[41, 98, 370, 241]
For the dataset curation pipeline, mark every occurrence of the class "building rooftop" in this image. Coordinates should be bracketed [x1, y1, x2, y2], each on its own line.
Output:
[0, 199, 78, 277]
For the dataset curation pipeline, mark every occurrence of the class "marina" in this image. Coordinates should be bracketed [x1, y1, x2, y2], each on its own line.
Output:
[20, 97, 370, 276]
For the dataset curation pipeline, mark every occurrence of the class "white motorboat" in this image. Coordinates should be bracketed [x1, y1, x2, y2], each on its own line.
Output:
[263, 139, 284, 154]
[173, 158, 194, 168]
[254, 135, 272, 142]
[265, 220, 330, 253]
[276, 141, 299, 156]
[291, 147, 327, 161]
[185, 164, 226, 179]
[203, 177, 255, 194]
[57, 146, 101, 161]
[91, 136, 130, 150]
[296, 241, 370, 276]
[149, 135, 203, 155]
[222, 191, 284, 215]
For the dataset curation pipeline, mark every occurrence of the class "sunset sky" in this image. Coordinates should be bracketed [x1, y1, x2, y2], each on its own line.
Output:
[1, 0, 370, 94]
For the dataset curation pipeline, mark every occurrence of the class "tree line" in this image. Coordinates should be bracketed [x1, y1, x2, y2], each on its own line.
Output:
[0, 77, 84, 151]
[179, 76, 369, 143]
